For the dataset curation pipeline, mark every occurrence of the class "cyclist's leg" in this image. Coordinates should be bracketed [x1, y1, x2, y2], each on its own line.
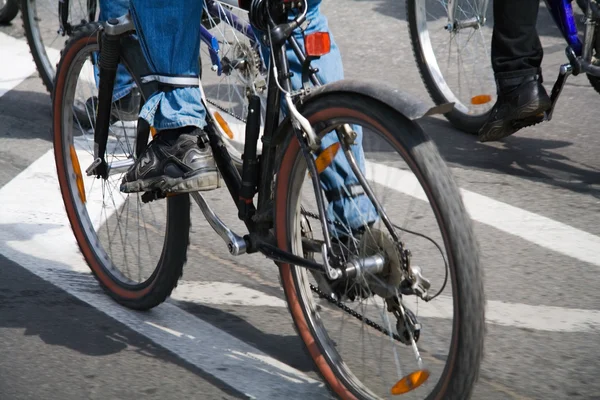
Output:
[491, 0, 543, 77]
[479, 0, 550, 142]
[287, 0, 377, 234]
[120, 0, 218, 194]
[97, 0, 136, 102]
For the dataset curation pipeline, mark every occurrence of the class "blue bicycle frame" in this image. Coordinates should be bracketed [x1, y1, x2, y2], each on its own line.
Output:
[545, 0, 583, 55]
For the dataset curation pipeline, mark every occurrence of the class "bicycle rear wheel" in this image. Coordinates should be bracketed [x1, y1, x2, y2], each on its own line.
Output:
[275, 93, 484, 399]
[53, 23, 190, 310]
[407, 0, 495, 134]
[21, 0, 96, 93]
[200, 0, 268, 158]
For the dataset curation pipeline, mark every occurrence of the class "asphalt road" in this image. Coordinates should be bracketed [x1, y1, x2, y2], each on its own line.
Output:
[1, 1, 599, 399]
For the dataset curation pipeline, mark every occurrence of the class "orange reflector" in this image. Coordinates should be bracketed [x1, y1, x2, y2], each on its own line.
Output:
[69, 145, 86, 204]
[214, 111, 235, 139]
[391, 370, 430, 395]
[150, 126, 157, 138]
[471, 94, 492, 105]
[305, 32, 331, 57]
[315, 142, 340, 174]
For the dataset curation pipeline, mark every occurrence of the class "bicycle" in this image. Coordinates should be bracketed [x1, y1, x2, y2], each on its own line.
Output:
[52, 0, 485, 398]
[407, 0, 600, 134]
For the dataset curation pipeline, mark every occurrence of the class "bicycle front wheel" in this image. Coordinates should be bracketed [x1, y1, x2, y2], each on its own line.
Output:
[407, 0, 495, 134]
[53, 23, 190, 310]
[275, 93, 484, 399]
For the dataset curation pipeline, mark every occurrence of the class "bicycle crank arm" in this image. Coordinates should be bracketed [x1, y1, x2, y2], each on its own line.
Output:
[190, 192, 248, 256]
[546, 63, 572, 121]
[254, 238, 328, 273]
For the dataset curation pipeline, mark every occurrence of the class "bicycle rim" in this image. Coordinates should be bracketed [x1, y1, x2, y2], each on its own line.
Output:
[408, 0, 495, 132]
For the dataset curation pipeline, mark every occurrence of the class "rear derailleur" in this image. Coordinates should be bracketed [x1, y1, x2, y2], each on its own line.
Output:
[387, 296, 421, 346]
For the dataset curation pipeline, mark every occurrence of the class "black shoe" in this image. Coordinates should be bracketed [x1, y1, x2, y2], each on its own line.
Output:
[478, 74, 551, 142]
[120, 128, 220, 194]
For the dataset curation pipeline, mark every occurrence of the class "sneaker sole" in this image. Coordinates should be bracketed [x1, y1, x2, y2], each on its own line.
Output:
[120, 170, 221, 194]
[478, 97, 551, 142]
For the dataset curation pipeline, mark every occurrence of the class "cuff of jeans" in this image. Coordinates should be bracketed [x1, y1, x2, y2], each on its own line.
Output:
[138, 90, 207, 131]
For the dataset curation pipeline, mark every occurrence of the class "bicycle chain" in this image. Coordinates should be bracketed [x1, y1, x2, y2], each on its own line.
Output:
[301, 210, 403, 343]
[207, 98, 247, 124]
[309, 282, 403, 342]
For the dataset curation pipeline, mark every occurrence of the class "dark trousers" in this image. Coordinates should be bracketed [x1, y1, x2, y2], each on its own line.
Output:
[492, 0, 544, 80]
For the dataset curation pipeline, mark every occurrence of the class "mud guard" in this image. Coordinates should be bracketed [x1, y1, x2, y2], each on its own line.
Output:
[297, 79, 454, 120]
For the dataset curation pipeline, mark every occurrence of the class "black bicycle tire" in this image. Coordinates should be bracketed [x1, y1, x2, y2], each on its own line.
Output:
[21, 0, 59, 93]
[275, 93, 485, 399]
[406, 0, 492, 134]
[0, 0, 19, 24]
[53, 23, 190, 311]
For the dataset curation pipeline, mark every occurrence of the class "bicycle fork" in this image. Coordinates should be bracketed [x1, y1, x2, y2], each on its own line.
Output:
[86, 15, 139, 179]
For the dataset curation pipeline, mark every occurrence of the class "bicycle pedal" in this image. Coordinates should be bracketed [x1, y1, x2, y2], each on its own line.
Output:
[141, 190, 166, 203]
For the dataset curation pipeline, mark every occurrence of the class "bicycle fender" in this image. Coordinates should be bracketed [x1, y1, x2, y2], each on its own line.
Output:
[298, 79, 454, 120]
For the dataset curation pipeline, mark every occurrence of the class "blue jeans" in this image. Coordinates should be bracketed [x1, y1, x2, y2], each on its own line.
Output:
[129, 0, 376, 232]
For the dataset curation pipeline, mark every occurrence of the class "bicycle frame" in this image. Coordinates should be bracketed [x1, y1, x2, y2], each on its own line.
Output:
[87, 4, 339, 276]
[545, 0, 584, 55]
